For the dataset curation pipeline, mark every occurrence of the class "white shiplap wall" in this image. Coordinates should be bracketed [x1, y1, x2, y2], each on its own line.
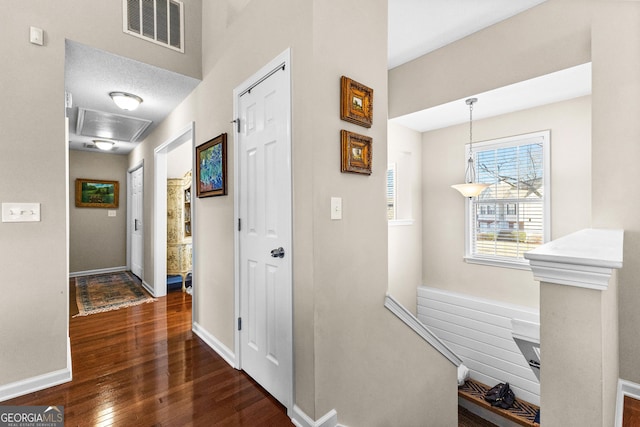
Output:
[417, 286, 540, 406]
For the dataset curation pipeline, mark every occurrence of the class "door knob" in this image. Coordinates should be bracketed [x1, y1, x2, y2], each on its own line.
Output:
[270, 247, 285, 258]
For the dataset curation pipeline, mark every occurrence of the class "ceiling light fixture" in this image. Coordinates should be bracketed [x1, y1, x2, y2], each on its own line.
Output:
[451, 98, 490, 198]
[109, 91, 143, 111]
[93, 140, 115, 151]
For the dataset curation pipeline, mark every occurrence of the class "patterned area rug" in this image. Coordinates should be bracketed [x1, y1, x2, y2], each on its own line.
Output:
[74, 271, 155, 317]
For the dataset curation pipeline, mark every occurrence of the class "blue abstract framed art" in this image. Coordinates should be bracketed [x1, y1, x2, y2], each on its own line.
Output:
[196, 133, 227, 198]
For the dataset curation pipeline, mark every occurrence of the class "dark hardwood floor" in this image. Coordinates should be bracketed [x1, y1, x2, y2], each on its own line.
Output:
[5, 286, 293, 426]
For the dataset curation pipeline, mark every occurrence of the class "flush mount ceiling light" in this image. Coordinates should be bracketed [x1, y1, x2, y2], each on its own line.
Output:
[451, 98, 490, 198]
[93, 140, 115, 151]
[109, 91, 143, 111]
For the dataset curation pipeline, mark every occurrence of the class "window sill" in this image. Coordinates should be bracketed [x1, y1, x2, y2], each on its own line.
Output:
[464, 256, 531, 271]
[388, 219, 415, 227]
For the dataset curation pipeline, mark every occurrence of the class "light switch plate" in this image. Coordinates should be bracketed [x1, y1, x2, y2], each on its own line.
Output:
[330, 197, 342, 220]
[108, 210, 116, 217]
[30, 26, 44, 46]
[2, 203, 41, 222]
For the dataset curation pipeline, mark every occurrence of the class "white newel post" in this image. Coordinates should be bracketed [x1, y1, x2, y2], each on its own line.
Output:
[525, 229, 623, 427]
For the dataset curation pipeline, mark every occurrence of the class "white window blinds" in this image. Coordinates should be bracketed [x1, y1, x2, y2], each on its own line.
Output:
[467, 131, 550, 266]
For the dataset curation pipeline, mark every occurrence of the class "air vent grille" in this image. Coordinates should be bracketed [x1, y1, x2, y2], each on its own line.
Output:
[77, 108, 152, 143]
[123, 0, 184, 52]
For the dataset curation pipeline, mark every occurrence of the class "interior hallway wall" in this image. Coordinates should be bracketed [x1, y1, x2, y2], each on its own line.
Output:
[69, 150, 128, 273]
[0, 0, 201, 389]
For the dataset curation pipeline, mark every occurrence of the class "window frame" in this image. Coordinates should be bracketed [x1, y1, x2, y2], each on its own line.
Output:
[463, 130, 551, 270]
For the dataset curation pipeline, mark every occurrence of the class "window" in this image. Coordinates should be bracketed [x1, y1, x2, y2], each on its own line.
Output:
[465, 130, 550, 268]
[123, 0, 184, 52]
[387, 163, 397, 220]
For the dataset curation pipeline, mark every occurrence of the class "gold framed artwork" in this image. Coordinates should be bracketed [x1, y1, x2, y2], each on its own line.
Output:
[341, 130, 372, 175]
[340, 76, 373, 128]
[75, 178, 119, 208]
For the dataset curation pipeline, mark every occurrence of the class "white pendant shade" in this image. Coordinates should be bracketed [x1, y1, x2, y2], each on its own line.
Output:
[109, 92, 143, 111]
[452, 98, 489, 198]
[451, 182, 490, 198]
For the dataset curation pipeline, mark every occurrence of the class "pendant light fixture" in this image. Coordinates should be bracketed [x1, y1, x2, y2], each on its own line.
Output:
[451, 98, 490, 198]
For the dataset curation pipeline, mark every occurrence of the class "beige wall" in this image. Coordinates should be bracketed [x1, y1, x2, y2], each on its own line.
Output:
[69, 151, 128, 273]
[0, 0, 200, 389]
[422, 97, 591, 307]
[591, 1, 640, 383]
[388, 0, 593, 118]
[130, 0, 458, 425]
[388, 122, 423, 314]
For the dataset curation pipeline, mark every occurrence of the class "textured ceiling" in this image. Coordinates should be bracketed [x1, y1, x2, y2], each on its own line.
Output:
[65, 40, 200, 154]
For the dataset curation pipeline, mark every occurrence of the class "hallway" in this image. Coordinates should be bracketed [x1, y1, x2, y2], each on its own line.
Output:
[5, 288, 292, 426]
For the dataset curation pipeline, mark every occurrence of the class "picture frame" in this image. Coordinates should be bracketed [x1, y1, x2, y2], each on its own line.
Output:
[340, 76, 373, 128]
[341, 130, 372, 175]
[75, 178, 119, 208]
[196, 133, 227, 198]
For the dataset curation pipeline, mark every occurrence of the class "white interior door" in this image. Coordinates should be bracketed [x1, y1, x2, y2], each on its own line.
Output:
[131, 166, 144, 279]
[238, 55, 292, 408]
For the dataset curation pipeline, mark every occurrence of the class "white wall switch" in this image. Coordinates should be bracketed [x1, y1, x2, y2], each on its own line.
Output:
[330, 197, 342, 220]
[2, 203, 41, 222]
[108, 210, 117, 217]
[29, 26, 44, 46]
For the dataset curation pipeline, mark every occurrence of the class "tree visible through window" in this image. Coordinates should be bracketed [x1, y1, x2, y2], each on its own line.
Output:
[467, 131, 550, 266]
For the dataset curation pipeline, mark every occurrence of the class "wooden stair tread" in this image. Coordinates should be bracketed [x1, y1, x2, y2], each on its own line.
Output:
[459, 379, 540, 427]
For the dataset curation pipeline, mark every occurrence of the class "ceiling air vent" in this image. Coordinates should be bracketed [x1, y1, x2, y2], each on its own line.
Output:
[123, 0, 184, 53]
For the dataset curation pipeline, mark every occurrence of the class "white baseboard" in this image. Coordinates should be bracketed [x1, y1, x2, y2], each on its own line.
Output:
[141, 280, 154, 296]
[69, 266, 127, 278]
[192, 322, 236, 368]
[291, 406, 338, 427]
[0, 337, 72, 402]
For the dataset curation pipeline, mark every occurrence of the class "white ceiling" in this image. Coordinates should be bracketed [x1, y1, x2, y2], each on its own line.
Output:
[65, 40, 200, 154]
[66, 1, 578, 154]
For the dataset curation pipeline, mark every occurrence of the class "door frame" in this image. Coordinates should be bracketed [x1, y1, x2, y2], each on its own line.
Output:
[127, 161, 144, 280]
[153, 122, 195, 299]
[233, 48, 293, 410]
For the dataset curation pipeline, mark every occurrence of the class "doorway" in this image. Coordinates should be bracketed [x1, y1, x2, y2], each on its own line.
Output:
[234, 49, 293, 410]
[128, 163, 144, 280]
[153, 123, 195, 299]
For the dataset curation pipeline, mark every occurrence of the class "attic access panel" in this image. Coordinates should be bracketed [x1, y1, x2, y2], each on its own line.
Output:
[76, 108, 152, 142]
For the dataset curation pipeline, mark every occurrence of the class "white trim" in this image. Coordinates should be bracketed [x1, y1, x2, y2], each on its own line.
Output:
[141, 280, 154, 296]
[127, 161, 144, 275]
[388, 219, 414, 226]
[616, 379, 640, 427]
[192, 322, 236, 368]
[384, 294, 462, 367]
[0, 338, 72, 402]
[69, 266, 128, 278]
[233, 49, 293, 409]
[463, 255, 531, 271]
[525, 228, 623, 290]
[291, 406, 338, 427]
[153, 123, 194, 299]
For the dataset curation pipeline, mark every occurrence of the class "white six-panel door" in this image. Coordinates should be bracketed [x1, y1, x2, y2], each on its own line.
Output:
[130, 166, 143, 279]
[237, 54, 292, 408]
